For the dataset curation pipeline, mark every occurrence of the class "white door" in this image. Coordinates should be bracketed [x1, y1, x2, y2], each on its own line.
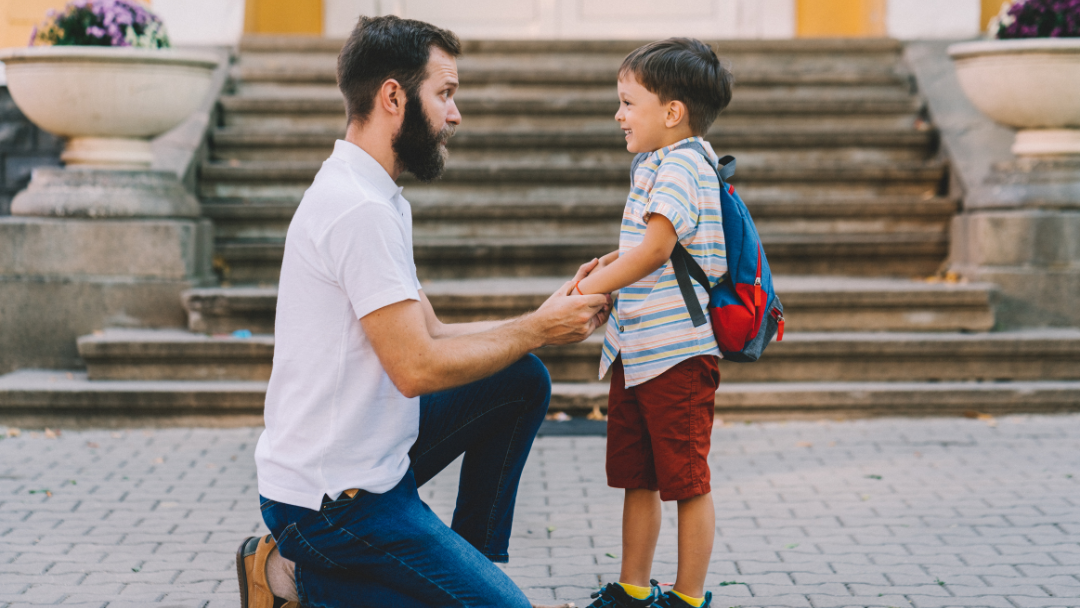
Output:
[324, 0, 794, 39]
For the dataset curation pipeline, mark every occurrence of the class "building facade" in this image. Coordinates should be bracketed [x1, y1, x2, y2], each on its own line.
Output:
[3, 0, 1008, 49]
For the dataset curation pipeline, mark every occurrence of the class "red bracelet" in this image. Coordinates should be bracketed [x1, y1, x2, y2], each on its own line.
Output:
[573, 281, 585, 296]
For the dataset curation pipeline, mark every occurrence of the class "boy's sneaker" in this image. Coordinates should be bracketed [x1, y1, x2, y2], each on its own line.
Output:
[587, 580, 662, 607]
[653, 590, 712, 608]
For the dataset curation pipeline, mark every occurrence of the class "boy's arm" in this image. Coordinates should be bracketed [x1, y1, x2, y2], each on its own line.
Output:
[574, 215, 678, 296]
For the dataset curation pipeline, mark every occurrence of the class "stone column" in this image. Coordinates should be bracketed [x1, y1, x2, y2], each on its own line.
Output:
[0, 163, 214, 374]
[905, 41, 1080, 330]
[0, 213, 213, 373]
[949, 159, 1080, 328]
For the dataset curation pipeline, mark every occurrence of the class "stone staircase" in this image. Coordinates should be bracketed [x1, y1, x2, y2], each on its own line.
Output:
[4, 37, 1080, 425]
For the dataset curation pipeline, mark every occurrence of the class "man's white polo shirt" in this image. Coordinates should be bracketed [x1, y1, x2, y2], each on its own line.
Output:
[255, 140, 423, 511]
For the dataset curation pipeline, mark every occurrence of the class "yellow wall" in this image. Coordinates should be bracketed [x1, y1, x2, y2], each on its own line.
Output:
[796, 0, 886, 37]
[245, 0, 323, 35]
[982, 0, 1008, 32]
[1, 0, 66, 48]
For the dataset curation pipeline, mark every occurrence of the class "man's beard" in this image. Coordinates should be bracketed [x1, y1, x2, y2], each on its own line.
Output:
[392, 91, 455, 183]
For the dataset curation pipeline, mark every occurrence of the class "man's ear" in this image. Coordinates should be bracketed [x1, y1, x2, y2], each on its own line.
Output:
[664, 100, 688, 129]
[379, 79, 406, 117]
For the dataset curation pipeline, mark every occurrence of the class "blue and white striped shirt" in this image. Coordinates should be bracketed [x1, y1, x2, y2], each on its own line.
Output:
[599, 137, 728, 387]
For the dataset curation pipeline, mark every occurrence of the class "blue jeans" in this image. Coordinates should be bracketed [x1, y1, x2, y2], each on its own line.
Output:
[260, 354, 551, 608]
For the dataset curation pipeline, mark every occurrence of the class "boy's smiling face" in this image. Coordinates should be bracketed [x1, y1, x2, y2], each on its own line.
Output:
[616, 72, 692, 154]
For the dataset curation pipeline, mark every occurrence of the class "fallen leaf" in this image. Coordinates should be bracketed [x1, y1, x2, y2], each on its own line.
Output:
[865, 474, 882, 480]
[605, 552, 618, 558]
[152, 457, 164, 464]
[784, 543, 799, 549]
[86, 442, 99, 448]
[546, 526, 556, 533]
[860, 494, 871, 501]
[131, 567, 141, 573]
[6, 428, 20, 438]
[935, 578, 946, 586]
[717, 581, 747, 587]
[795, 441, 813, 448]
[44, 429, 59, 439]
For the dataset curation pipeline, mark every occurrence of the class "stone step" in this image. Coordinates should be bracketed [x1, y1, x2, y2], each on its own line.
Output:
[77, 330, 273, 382]
[239, 36, 905, 56]
[8, 370, 1078, 425]
[181, 276, 995, 335]
[77, 328, 1080, 384]
[543, 329, 1080, 383]
[550, 380, 1080, 419]
[212, 231, 948, 283]
[201, 180, 941, 209]
[200, 158, 945, 186]
[0, 369, 266, 427]
[210, 125, 935, 162]
[234, 50, 908, 86]
[201, 193, 956, 242]
[219, 86, 922, 121]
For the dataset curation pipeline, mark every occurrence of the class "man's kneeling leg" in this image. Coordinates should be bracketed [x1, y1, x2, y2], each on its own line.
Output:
[261, 470, 532, 608]
[412, 354, 552, 561]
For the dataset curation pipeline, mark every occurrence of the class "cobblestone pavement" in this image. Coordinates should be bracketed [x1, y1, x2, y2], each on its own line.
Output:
[2, 415, 1080, 608]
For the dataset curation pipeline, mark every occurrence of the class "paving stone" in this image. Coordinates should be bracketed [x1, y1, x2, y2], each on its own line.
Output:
[0, 416, 1079, 605]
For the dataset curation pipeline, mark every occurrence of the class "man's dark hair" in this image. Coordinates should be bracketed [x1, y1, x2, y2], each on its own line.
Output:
[337, 15, 462, 125]
[619, 38, 734, 135]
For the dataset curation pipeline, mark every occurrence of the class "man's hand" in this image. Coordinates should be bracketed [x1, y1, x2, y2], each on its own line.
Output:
[530, 259, 610, 347]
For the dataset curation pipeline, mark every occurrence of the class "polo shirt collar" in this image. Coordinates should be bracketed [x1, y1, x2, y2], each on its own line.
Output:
[331, 139, 403, 200]
[649, 135, 712, 163]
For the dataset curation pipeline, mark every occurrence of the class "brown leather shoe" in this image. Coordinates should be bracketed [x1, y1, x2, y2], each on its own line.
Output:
[237, 535, 285, 608]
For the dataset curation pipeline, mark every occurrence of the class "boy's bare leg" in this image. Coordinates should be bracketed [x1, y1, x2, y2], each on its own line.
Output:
[673, 492, 715, 599]
[619, 488, 662, 587]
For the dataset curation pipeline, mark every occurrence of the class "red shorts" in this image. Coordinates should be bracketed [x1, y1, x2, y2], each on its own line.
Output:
[606, 355, 720, 501]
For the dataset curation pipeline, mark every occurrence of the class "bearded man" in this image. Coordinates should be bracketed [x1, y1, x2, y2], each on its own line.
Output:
[236, 15, 609, 608]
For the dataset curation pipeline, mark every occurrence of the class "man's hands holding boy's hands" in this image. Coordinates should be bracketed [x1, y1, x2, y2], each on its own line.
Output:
[532, 259, 611, 347]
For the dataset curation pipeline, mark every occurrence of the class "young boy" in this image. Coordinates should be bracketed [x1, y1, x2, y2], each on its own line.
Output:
[573, 38, 733, 608]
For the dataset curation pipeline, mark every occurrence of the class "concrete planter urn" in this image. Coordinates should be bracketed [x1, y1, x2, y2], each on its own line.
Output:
[949, 38, 1080, 156]
[0, 46, 218, 217]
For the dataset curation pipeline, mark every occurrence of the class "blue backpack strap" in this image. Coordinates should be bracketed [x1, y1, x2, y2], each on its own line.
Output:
[659, 143, 735, 327]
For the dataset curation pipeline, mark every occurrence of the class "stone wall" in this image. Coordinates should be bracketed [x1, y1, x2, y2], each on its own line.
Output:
[0, 86, 62, 216]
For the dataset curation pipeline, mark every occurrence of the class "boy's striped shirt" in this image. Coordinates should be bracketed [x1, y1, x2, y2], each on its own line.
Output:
[599, 136, 728, 388]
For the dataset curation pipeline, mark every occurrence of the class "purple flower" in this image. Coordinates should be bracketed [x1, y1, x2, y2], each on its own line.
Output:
[997, 0, 1080, 38]
[30, 0, 169, 48]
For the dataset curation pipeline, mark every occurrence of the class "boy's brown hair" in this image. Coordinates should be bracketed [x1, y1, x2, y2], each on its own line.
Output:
[619, 38, 733, 135]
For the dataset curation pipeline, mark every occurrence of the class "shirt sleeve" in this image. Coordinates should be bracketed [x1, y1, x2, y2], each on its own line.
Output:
[317, 202, 420, 320]
[641, 151, 701, 243]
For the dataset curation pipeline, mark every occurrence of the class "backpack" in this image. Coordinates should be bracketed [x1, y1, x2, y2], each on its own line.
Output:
[630, 142, 784, 362]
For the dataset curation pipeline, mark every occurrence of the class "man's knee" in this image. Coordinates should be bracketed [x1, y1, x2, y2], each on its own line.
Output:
[514, 353, 551, 406]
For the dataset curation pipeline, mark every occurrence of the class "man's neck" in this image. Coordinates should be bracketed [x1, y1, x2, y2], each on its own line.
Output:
[345, 120, 400, 181]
